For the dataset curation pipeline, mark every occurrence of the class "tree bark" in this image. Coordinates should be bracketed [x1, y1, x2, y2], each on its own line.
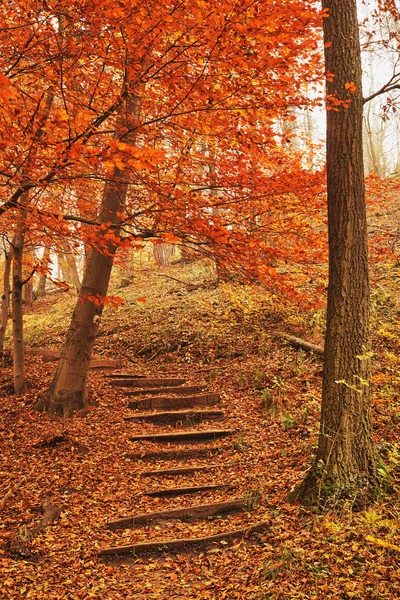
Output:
[288, 0, 377, 507]
[35, 88, 141, 417]
[0, 243, 12, 354]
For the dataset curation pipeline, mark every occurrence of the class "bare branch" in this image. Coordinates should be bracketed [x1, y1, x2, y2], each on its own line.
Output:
[363, 71, 400, 104]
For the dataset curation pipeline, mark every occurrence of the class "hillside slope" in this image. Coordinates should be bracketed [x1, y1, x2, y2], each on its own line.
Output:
[1, 259, 400, 599]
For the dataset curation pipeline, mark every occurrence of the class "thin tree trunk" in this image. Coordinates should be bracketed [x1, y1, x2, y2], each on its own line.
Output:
[0, 243, 13, 354]
[12, 204, 26, 394]
[288, 0, 377, 507]
[58, 251, 69, 284]
[35, 87, 141, 417]
[11, 87, 55, 393]
[63, 242, 81, 291]
[36, 246, 51, 297]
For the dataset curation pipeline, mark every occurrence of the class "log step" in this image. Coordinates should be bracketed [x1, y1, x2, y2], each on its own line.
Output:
[140, 464, 222, 477]
[109, 378, 186, 388]
[144, 483, 229, 497]
[125, 445, 229, 462]
[124, 409, 224, 424]
[100, 521, 269, 556]
[129, 429, 235, 443]
[127, 393, 221, 411]
[126, 385, 206, 397]
[106, 498, 246, 530]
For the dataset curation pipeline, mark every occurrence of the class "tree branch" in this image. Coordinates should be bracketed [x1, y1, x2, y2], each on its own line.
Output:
[363, 72, 400, 104]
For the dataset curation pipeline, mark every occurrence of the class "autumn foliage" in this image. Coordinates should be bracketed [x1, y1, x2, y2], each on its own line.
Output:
[0, 0, 327, 303]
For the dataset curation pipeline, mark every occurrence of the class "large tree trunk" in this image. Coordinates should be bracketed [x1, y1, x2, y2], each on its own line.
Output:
[35, 90, 140, 417]
[0, 243, 13, 354]
[288, 0, 377, 507]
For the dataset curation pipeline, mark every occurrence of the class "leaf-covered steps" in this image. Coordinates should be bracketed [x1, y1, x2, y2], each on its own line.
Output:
[129, 429, 235, 443]
[106, 499, 246, 530]
[100, 522, 269, 557]
[101, 370, 250, 560]
[127, 393, 221, 410]
[124, 409, 224, 424]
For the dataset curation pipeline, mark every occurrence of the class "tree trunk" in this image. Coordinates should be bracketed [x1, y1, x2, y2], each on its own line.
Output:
[288, 0, 377, 507]
[36, 246, 51, 297]
[0, 243, 13, 354]
[58, 251, 69, 285]
[10, 86, 55, 393]
[64, 243, 81, 291]
[22, 246, 34, 306]
[153, 243, 173, 267]
[35, 90, 141, 417]
[12, 207, 26, 394]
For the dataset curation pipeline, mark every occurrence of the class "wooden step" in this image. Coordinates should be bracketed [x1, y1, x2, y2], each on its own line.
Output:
[106, 498, 246, 530]
[126, 385, 206, 397]
[109, 378, 186, 388]
[124, 409, 224, 424]
[125, 445, 228, 461]
[143, 483, 229, 497]
[129, 429, 235, 443]
[104, 373, 148, 379]
[100, 521, 269, 557]
[127, 393, 221, 411]
[140, 464, 222, 477]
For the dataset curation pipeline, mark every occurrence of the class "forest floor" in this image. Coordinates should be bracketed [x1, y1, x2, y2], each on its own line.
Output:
[1, 258, 400, 599]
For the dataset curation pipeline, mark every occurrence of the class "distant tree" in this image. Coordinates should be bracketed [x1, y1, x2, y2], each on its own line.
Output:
[0, 241, 12, 354]
[35, 246, 51, 298]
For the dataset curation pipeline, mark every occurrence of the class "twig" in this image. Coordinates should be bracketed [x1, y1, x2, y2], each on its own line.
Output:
[0, 488, 13, 509]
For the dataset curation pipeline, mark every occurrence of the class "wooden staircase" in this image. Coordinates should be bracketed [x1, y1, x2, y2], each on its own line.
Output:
[100, 374, 266, 558]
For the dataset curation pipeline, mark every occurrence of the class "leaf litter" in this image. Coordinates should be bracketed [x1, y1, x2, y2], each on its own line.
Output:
[1, 260, 400, 598]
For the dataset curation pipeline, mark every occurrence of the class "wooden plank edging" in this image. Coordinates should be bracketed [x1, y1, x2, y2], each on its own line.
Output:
[128, 429, 236, 443]
[109, 378, 186, 388]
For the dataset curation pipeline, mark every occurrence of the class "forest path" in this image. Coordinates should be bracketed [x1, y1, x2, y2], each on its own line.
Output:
[100, 374, 265, 558]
